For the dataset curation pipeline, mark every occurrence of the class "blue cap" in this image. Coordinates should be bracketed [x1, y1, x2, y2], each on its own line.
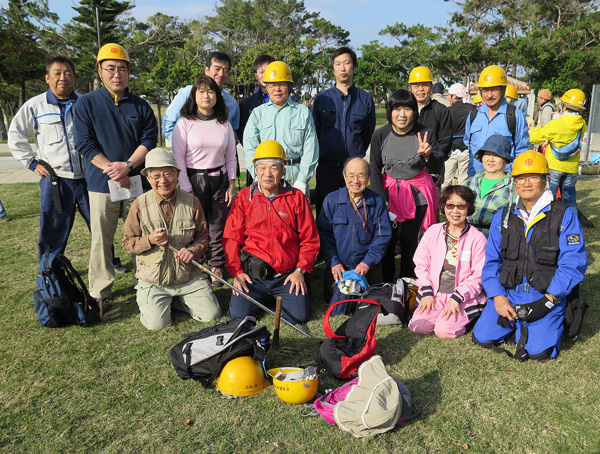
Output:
[432, 82, 444, 94]
[474, 134, 513, 162]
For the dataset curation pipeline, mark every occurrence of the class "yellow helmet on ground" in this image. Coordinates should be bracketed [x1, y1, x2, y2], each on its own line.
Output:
[216, 356, 271, 397]
[505, 84, 518, 101]
[408, 66, 433, 84]
[263, 61, 293, 83]
[478, 65, 507, 87]
[511, 150, 549, 176]
[267, 367, 319, 404]
[253, 140, 287, 164]
[560, 89, 586, 111]
[96, 43, 130, 68]
[472, 93, 482, 104]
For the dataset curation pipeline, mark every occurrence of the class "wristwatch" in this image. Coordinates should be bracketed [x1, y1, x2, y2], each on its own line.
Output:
[295, 267, 305, 275]
[547, 293, 561, 305]
[125, 161, 134, 173]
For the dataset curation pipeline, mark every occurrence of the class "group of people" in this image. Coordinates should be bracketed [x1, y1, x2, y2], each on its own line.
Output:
[6, 41, 589, 362]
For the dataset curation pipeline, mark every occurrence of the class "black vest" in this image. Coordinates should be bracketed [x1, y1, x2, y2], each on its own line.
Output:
[498, 201, 567, 293]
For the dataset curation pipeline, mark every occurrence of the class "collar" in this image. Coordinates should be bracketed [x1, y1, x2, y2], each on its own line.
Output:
[333, 84, 356, 97]
[443, 222, 471, 238]
[266, 97, 296, 109]
[154, 188, 178, 205]
[515, 189, 553, 223]
[46, 89, 78, 105]
[481, 99, 508, 117]
[335, 187, 374, 206]
[248, 179, 293, 200]
[101, 85, 130, 101]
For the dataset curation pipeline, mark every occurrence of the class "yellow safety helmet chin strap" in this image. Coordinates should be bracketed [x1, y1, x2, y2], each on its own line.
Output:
[98, 63, 123, 106]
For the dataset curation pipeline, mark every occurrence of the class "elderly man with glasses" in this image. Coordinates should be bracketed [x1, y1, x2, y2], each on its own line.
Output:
[122, 148, 221, 330]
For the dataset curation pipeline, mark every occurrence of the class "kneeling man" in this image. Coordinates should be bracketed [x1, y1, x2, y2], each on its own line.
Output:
[123, 148, 221, 330]
[472, 151, 587, 360]
[223, 140, 319, 324]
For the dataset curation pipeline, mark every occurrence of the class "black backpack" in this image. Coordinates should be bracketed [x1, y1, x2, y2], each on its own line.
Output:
[33, 250, 100, 328]
[170, 316, 271, 383]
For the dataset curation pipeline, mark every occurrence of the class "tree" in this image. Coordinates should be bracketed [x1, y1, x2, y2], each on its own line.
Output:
[355, 41, 405, 105]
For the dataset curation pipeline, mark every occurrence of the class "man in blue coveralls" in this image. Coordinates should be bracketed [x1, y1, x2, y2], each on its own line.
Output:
[472, 151, 587, 361]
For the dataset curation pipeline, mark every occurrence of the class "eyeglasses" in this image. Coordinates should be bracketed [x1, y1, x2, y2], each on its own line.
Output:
[514, 175, 544, 184]
[101, 66, 129, 75]
[445, 203, 468, 211]
[148, 171, 177, 181]
[344, 173, 369, 181]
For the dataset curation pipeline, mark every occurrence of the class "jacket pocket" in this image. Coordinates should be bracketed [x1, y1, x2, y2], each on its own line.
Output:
[499, 262, 519, 289]
[320, 110, 336, 128]
[499, 231, 520, 261]
[350, 113, 366, 130]
[536, 233, 560, 266]
[332, 217, 348, 240]
[37, 115, 63, 145]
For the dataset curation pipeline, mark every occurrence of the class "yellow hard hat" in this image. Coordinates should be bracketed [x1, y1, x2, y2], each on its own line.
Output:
[253, 140, 287, 164]
[216, 356, 271, 397]
[511, 150, 549, 176]
[267, 367, 319, 404]
[505, 84, 518, 101]
[263, 61, 293, 83]
[472, 93, 482, 104]
[560, 89, 586, 111]
[409, 66, 433, 84]
[478, 65, 507, 87]
[96, 43, 130, 68]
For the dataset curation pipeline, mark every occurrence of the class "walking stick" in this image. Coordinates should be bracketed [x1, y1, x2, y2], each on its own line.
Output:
[168, 245, 310, 337]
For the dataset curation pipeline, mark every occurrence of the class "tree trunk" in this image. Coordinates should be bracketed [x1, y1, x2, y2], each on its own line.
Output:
[156, 98, 163, 147]
[0, 107, 7, 141]
[19, 79, 26, 107]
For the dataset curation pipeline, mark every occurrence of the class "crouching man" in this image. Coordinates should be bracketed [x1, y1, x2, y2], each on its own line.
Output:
[122, 148, 221, 330]
[223, 140, 319, 324]
[472, 151, 587, 360]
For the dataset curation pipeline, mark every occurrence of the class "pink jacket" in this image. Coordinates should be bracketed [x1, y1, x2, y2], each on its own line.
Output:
[413, 222, 487, 318]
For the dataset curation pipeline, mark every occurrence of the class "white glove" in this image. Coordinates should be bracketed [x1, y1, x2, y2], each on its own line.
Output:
[292, 181, 308, 195]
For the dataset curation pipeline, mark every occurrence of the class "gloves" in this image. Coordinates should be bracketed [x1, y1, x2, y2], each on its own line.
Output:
[292, 181, 308, 195]
[497, 316, 512, 328]
[516, 296, 554, 323]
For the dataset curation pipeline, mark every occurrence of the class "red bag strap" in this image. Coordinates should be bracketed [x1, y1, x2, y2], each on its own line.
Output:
[322, 298, 381, 339]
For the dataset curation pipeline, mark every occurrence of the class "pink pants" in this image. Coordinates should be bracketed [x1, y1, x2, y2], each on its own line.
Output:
[408, 292, 471, 339]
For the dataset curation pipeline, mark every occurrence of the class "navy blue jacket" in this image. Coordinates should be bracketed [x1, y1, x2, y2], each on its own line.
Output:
[312, 84, 376, 167]
[73, 87, 158, 193]
[317, 187, 392, 269]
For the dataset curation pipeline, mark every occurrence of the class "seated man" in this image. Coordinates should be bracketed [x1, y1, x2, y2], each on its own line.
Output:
[317, 157, 391, 302]
[472, 151, 587, 361]
[465, 134, 514, 233]
[223, 140, 319, 324]
[122, 148, 221, 330]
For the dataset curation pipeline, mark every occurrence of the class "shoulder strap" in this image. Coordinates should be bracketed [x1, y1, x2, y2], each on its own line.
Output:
[322, 299, 381, 339]
[546, 201, 568, 235]
[506, 103, 517, 152]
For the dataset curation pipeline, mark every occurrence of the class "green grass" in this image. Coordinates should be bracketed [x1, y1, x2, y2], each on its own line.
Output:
[0, 178, 599, 453]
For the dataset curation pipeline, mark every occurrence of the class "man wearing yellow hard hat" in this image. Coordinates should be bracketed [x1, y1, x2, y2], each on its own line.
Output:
[243, 61, 318, 196]
[464, 65, 530, 177]
[473, 150, 587, 361]
[73, 43, 158, 310]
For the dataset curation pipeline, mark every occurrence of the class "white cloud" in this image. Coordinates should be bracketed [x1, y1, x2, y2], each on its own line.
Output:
[130, 2, 213, 22]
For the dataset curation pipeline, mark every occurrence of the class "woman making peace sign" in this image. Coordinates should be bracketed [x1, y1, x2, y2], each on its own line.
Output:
[370, 89, 444, 281]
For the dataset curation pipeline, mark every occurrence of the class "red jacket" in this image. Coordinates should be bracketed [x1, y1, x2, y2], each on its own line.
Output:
[223, 181, 319, 277]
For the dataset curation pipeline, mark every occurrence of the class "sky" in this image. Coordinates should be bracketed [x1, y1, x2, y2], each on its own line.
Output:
[2, 0, 458, 50]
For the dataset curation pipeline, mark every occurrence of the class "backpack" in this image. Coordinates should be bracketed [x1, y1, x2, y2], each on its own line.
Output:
[170, 316, 271, 383]
[33, 250, 100, 328]
[550, 129, 582, 161]
[304, 355, 413, 438]
[315, 299, 381, 379]
[469, 103, 517, 152]
[361, 282, 411, 326]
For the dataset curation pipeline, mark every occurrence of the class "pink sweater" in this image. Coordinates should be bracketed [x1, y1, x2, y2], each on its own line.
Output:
[172, 116, 237, 193]
[413, 222, 487, 315]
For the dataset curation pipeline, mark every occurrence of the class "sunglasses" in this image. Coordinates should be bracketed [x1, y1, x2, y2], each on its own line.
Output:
[445, 203, 468, 211]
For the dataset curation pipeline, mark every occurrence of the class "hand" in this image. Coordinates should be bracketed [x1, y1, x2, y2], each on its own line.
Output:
[114, 175, 131, 189]
[149, 227, 168, 246]
[284, 270, 307, 296]
[441, 299, 460, 321]
[174, 247, 194, 263]
[225, 183, 236, 207]
[417, 131, 431, 159]
[331, 264, 345, 282]
[494, 295, 517, 322]
[354, 262, 370, 276]
[233, 272, 253, 296]
[415, 295, 435, 314]
[104, 161, 130, 181]
[33, 164, 51, 178]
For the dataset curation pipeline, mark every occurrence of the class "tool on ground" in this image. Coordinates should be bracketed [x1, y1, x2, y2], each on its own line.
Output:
[168, 245, 310, 337]
[272, 296, 301, 357]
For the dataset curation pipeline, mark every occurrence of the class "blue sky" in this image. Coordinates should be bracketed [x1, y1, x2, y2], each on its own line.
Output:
[3, 0, 458, 50]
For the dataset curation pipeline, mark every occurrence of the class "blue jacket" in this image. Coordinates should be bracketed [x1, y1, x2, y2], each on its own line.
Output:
[464, 100, 530, 177]
[312, 84, 375, 167]
[317, 187, 392, 269]
[482, 199, 587, 305]
[73, 87, 158, 193]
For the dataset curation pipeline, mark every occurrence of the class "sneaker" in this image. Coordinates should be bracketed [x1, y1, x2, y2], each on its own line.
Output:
[210, 267, 224, 288]
[0, 215, 10, 223]
[114, 265, 129, 274]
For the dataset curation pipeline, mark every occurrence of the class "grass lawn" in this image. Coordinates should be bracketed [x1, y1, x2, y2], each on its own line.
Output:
[0, 176, 599, 454]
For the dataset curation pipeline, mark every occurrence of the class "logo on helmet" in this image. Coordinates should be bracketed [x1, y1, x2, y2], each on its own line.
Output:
[270, 70, 277, 78]
[485, 75, 491, 81]
[525, 158, 533, 166]
[110, 47, 118, 54]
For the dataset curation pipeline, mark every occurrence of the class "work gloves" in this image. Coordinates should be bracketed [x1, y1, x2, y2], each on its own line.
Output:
[497, 296, 555, 327]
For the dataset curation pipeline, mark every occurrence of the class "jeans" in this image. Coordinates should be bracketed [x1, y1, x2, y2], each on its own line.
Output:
[549, 169, 578, 209]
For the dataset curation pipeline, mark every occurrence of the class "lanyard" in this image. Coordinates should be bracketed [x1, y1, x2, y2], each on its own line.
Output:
[348, 191, 368, 233]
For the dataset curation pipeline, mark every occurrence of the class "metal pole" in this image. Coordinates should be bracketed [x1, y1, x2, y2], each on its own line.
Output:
[167, 245, 310, 337]
[583, 84, 599, 163]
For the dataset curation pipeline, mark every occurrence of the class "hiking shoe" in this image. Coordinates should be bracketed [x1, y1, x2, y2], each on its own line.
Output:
[0, 215, 10, 223]
[210, 267, 224, 288]
[114, 265, 129, 274]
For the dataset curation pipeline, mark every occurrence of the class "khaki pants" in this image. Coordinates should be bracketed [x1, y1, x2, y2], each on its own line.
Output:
[88, 192, 134, 299]
[136, 274, 221, 330]
[442, 149, 470, 189]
